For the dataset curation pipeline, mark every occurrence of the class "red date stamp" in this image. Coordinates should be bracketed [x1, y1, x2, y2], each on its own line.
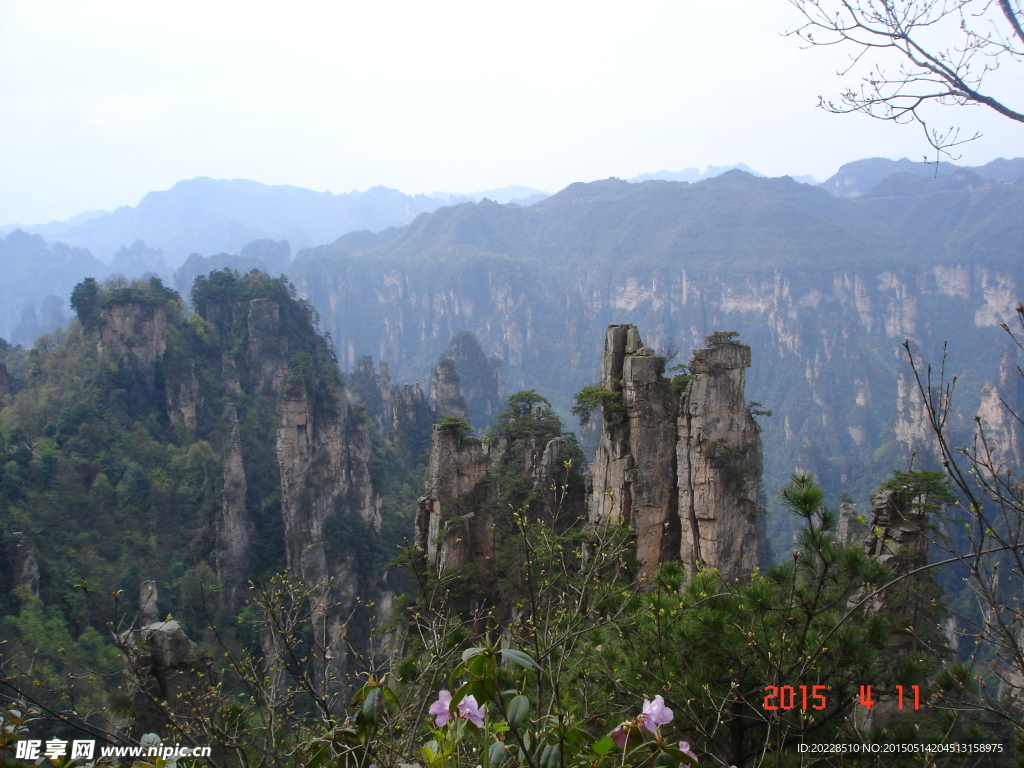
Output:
[762, 684, 922, 711]
[762, 685, 828, 710]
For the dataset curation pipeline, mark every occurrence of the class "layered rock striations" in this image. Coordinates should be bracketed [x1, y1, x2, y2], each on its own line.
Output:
[678, 332, 764, 580]
[591, 325, 763, 579]
[96, 302, 168, 377]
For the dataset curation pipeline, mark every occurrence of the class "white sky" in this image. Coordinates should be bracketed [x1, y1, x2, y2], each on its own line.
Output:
[2, 0, 1022, 224]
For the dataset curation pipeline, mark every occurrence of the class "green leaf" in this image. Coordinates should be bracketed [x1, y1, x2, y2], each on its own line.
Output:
[500, 648, 540, 670]
[539, 742, 560, 768]
[454, 679, 492, 706]
[507, 694, 530, 727]
[592, 736, 615, 757]
[361, 687, 384, 723]
[462, 646, 488, 664]
[488, 740, 506, 768]
[467, 651, 493, 678]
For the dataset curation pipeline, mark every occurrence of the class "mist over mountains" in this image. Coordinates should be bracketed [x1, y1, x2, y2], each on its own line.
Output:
[0, 178, 549, 269]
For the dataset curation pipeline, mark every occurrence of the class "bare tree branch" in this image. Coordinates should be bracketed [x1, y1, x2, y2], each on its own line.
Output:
[787, 0, 1024, 157]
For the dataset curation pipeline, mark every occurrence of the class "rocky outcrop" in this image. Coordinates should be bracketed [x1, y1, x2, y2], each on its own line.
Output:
[348, 357, 433, 460]
[11, 532, 40, 598]
[190, 284, 388, 698]
[275, 339, 379, 700]
[863, 488, 929, 575]
[836, 497, 859, 546]
[444, 332, 504, 430]
[427, 333, 504, 432]
[85, 274, 390, 706]
[416, 397, 584, 574]
[392, 380, 432, 458]
[121, 582, 210, 741]
[861, 487, 930, 649]
[678, 332, 764, 579]
[216, 404, 252, 608]
[289, 209, 1024, 543]
[590, 326, 680, 569]
[976, 339, 1024, 471]
[416, 425, 494, 571]
[96, 303, 169, 386]
[166, 359, 201, 432]
[430, 358, 466, 420]
[247, 298, 290, 395]
[591, 325, 763, 579]
[139, 580, 159, 625]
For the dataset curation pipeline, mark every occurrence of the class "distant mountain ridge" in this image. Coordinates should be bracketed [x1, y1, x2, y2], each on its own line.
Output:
[819, 156, 1024, 197]
[3, 154, 1023, 347]
[0, 178, 549, 268]
[6, 156, 1022, 271]
[629, 163, 767, 183]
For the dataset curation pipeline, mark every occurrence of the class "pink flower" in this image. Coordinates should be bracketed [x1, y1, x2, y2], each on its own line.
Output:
[638, 695, 673, 734]
[678, 741, 698, 763]
[611, 724, 629, 748]
[428, 689, 485, 728]
[457, 694, 485, 727]
[429, 690, 453, 726]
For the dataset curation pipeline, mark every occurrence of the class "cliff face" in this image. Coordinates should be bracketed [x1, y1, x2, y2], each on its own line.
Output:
[83, 273, 386, 706]
[347, 356, 434, 461]
[678, 332, 764, 579]
[429, 358, 466, 420]
[976, 339, 1024, 471]
[288, 181, 1024, 550]
[96, 303, 169, 385]
[591, 325, 763, 579]
[427, 331, 504, 431]
[192, 291, 378, 696]
[11, 532, 40, 598]
[415, 425, 495, 571]
[858, 481, 936, 695]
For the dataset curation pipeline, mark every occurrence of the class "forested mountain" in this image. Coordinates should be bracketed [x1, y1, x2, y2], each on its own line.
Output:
[3, 155, 1024, 764]
[0, 272, 437, 726]
[288, 169, 1024, 541]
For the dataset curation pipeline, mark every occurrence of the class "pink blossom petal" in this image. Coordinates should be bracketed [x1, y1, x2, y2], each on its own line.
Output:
[458, 694, 485, 728]
[611, 724, 630, 749]
[428, 690, 453, 727]
[639, 695, 673, 733]
[678, 742, 698, 763]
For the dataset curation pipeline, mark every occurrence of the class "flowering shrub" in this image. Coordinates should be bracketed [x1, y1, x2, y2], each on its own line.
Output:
[309, 644, 700, 768]
[428, 690, 484, 728]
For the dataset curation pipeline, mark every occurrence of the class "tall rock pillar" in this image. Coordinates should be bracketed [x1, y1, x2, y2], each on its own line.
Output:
[677, 332, 762, 578]
[590, 326, 763, 580]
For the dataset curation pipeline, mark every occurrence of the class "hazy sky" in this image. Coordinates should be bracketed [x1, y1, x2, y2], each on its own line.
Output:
[2, 0, 1022, 224]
